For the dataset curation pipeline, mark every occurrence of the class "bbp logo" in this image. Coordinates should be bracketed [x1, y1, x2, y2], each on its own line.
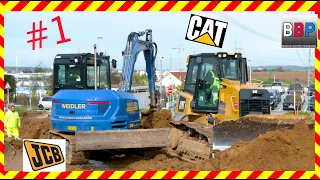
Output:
[23, 139, 66, 171]
[185, 14, 228, 48]
[282, 14, 318, 48]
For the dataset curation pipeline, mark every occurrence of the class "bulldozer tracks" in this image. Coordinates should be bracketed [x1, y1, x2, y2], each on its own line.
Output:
[167, 119, 214, 163]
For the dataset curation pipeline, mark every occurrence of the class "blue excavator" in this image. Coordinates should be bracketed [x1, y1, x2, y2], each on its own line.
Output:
[49, 29, 171, 164]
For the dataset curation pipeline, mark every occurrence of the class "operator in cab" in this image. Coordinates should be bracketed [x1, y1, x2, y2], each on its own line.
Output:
[69, 68, 81, 83]
[204, 65, 221, 106]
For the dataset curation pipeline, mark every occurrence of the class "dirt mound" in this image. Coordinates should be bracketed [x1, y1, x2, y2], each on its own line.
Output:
[197, 122, 314, 170]
[141, 109, 173, 129]
[127, 153, 194, 170]
[20, 113, 51, 139]
[4, 138, 23, 171]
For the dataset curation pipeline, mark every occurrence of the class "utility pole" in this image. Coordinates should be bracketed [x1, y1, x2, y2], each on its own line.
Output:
[160, 56, 164, 108]
[97, 37, 103, 53]
[16, 56, 18, 85]
[16, 56, 18, 74]
[307, 48, 312, 88]
[248, 60, 252, 82]
[193, 49, 196, 55]
[173, 45, 184, 72]
[169, 53, 172, 71]
[94, 44, 97, 90]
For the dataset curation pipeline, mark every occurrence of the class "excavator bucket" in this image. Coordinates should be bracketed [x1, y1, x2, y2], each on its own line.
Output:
[75, 128, 171, 151]
[212, 114, 314, 150]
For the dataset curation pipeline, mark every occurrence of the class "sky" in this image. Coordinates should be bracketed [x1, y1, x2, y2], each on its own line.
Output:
[5, 12, 315, 70]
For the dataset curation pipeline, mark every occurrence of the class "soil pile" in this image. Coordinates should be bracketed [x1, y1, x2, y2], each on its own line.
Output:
[4, 138, 23, 171]
[141, 109, 173, 129]
[197, 122, 314, 170]
[20, 112, 51, 139]
[127, 153, 194, 170]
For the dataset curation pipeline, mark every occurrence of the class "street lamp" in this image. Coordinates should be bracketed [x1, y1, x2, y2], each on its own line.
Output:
[173, 45, 184, 72]
[248, 60, 252, 82]
[97, 37, 103, 53]
[160, 56, 164, 107]
[29, 80, 32, 110]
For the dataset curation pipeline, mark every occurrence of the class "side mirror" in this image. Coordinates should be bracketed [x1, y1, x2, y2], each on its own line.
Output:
[112, 59, 117, 69]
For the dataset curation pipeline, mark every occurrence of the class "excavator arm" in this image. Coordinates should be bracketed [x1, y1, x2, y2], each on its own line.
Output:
[119, 29, 158, 109]
[75, 30, 171, 153]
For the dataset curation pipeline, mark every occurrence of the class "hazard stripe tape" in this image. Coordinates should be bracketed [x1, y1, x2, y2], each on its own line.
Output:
[0, 1, 319, 12]
[0, 1, 320, 179]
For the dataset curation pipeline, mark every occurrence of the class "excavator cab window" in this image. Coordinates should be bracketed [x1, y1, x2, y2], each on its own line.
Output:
[86, 57, 111, 89]
[53, 54, 111, 94]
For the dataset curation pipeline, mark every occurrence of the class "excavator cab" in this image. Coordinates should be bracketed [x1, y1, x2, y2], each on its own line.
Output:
[53, 53, 112, 95]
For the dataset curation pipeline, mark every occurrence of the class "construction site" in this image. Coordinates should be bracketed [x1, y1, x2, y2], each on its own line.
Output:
[4, 109, 315, 171]
[4, 12, 316, 171]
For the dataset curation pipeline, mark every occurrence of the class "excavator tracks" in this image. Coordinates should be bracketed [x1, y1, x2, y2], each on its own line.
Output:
[167, 118, 214, 163]
[48, 130, 89, 165]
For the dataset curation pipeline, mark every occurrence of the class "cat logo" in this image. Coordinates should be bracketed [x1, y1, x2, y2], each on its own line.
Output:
[185, 14, 228, 48]
[23, 140, 65, 171]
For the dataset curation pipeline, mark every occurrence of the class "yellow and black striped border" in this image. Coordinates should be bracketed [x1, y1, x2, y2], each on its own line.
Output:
[0, 1, 319, 179]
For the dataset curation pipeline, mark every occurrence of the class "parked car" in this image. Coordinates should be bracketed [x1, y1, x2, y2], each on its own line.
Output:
[288, 82, 304, 94]
[271, 82, 285, 94]
[283, 94, 302, 110]
[267, 89, 279, 109]
[307, 83, 315, 96]
[274, 89, 281, 103]
[38, 96, 52, 110]
[309, 96, 315, 111]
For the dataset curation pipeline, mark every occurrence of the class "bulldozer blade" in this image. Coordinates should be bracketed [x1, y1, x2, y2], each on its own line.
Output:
[75, 128, 171, 151]
[212, 114, 314, 148]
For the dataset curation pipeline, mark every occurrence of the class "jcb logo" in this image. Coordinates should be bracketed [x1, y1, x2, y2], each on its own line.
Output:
[185, 14, 228, 48]
[23, 140, 66, 171]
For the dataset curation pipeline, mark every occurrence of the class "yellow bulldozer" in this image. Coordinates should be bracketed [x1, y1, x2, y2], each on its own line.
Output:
[167, 52, 313, 162]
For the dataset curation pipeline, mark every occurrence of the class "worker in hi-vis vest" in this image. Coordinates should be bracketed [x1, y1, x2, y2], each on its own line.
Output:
[4, 104, 21, 139]
[204, 65, 220, 107]
[209, 68, 221, 106]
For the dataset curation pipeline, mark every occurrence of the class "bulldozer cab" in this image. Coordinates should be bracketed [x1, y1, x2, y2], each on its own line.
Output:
[183, 53, 245, 113]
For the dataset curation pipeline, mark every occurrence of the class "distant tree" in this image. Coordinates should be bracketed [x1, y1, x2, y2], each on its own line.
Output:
[110, 71, 120, 85]
[22, 68, 33, 73]
[262, 68, 268, 72]
[4, 75, 16, 103]
[275, 67, 283, 72]
[34, 62, 46, 73]
[43, 74, 53, 96]
[132, 70, 148, 85]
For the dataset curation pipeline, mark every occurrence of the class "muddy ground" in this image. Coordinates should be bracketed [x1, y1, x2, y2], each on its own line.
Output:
[5, 111, 315, 171]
